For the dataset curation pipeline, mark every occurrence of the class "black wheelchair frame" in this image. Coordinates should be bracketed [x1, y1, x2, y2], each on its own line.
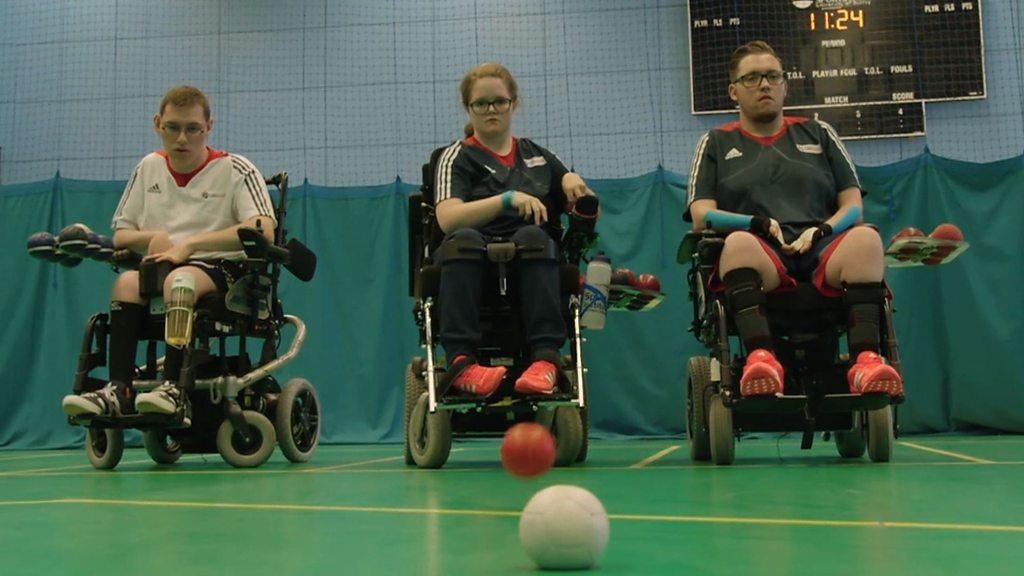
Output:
[69, 173, 320, 470]
[680, 229, 904, 465]
[403, 145, 595, 469]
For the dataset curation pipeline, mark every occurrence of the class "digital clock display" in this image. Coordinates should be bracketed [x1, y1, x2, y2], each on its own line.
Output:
[809, 9, 865, 31]
[688, 0, 986, 116]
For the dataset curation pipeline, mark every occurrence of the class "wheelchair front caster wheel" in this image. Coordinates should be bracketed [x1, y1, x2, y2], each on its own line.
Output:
[709, 393, 735, 465]
[85, 427, 124, 470]
[275, 378, 320, 463]
[217, 410, 276, 468]
[143, 430, 182, 465]
[407, 392, 451, 469]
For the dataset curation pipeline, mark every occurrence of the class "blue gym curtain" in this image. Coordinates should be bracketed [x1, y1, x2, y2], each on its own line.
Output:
[2, 150, 1023, 448]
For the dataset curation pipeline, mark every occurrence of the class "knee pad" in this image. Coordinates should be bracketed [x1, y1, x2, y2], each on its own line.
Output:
[844, 282, 884, 357]
[722, 268, 766, 313]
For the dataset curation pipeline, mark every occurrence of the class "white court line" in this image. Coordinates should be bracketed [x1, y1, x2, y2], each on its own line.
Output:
[898, 441, 995, 464]
[629, 445, 681, 468]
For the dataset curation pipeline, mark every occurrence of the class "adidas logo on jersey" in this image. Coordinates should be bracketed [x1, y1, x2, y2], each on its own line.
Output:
[146, 183, 162, 194]
[724, 148, 743, 160]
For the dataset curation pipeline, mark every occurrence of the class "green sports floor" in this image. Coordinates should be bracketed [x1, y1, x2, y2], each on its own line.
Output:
[1, 435, 1021, 575]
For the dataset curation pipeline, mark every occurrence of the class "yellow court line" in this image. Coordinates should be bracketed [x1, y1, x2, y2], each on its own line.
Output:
[629, 445, 681, 468]
[302, 455, 407, 472]
[0, 497, 1022, 534]
[897, 441, 995, 464]
[0, 454, 208, 477]
[0, 452, 80, 463]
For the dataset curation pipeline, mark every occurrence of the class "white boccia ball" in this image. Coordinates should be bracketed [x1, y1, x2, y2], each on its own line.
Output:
[519, 485, 610, 570]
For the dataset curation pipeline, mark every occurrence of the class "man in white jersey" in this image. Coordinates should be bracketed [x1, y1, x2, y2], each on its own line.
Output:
[61, 86, 276, 423]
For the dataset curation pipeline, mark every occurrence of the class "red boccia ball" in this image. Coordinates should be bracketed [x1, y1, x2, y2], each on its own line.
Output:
[501, 423, 556, 478]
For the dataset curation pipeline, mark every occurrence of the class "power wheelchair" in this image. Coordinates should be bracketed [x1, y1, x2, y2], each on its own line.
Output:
[404, 146, 598, 469]
[680, 229, 904, 465]
[31, 173, 319, 469]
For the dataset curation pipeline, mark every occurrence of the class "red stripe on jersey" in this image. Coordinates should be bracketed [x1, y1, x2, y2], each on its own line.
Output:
[464, 135, 518, 168]
[717, 116, 809, 146]
[156, 147, 229, 187]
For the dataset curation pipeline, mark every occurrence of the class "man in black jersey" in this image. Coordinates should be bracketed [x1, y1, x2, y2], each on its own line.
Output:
[686, 41, 902, 399]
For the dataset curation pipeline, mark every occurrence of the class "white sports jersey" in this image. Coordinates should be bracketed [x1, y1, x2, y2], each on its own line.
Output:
[112, 149, 276, 260]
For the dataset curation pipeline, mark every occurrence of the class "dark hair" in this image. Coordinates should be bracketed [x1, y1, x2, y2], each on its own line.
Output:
[459, 62, 519, 136]
[158, 85, 211, 120]
[728, 41, 782, 81]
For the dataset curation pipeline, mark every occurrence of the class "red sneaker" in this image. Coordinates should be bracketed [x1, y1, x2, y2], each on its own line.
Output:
[514, 360, 559, 395]
[739, 349, 784, 397]
[449, 356, 506, 397]
[847, 351, 903, 396]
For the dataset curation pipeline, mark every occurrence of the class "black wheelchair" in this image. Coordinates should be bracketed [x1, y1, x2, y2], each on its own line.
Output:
[33, 173, 319, 469]
[403, 146, 598, 469]
[680, 230, 904, 465]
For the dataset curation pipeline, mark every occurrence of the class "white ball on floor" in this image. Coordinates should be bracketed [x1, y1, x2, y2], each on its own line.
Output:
[519, 485, 610, 570]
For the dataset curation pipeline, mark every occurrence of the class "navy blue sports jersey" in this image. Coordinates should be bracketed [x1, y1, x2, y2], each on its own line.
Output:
[686, 117, 860, 243]
[435, 137, 569, 238]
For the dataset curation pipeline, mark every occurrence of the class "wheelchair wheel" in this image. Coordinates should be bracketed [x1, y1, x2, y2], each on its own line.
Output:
[834, 414, 867, 459]
[575, 404, 589, 463]
[275, 378, 321, 463]
[408, 392, 451, 469]
[708, 393, 735, 465]
[549, 407, 583, 467]
[866, 406, 894, 463]
[85, 427, 124, 470]
[142, 430, 182, 465]
[403, 359, 427, 465]
[686, 356, 713, 462]
[216, 410, 276, 468]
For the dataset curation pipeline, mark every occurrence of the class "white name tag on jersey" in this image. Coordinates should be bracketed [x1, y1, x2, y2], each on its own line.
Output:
[797, 143, 823, 154]
[524, 156, 547, 167]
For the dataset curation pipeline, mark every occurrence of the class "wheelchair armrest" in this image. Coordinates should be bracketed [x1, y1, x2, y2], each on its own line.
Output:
[677, 229, 727, 265]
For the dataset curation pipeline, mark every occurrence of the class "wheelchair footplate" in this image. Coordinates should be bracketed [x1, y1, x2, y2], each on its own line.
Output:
[608, 284, 664, 312]
[728, 392, 900, 414]
[70, 410, 191, 430]
[886, 236, 968, 267]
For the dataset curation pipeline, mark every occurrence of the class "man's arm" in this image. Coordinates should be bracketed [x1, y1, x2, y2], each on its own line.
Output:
[144, 216, 275, 264]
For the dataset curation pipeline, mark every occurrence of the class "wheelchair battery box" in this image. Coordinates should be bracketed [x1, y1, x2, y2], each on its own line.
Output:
[138, 260, 174, 299]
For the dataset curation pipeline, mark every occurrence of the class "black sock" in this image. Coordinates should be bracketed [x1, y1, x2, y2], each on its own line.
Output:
[722, 268, 773, 353]
[108, 301, 146, 390]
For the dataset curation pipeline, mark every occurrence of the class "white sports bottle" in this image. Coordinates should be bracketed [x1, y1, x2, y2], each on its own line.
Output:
[580, 253, 611, 329]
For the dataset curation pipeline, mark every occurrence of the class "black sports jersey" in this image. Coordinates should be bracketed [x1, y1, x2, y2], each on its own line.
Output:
[435, 137, 569, 238]
[686, 117, 860, 243]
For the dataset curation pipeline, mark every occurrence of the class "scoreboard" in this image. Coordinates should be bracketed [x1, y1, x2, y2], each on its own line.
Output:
[687, 0, 985, 137]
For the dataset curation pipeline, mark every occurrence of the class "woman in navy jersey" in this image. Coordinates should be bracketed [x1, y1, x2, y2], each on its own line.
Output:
[433, 62, 595, 397]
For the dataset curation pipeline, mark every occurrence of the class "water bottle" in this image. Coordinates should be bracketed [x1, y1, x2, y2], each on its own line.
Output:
[164, 274, 196, 348]
[580, 253, 611, 330]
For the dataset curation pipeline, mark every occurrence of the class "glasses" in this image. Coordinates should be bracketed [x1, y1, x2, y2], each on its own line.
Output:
[161, 123, 206, 137]
[469, 97, 514, 114]
[731, 71, 786, 88]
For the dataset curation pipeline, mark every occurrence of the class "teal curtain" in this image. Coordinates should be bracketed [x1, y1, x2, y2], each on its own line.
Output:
[2, 151, 1022, 448]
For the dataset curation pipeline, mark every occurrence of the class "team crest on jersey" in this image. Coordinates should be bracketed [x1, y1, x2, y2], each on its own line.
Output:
[146, 183, 161, 194]
[797, 143, 823, 154]
[524, 156, 547, 168]
[724, 148, 743, 160]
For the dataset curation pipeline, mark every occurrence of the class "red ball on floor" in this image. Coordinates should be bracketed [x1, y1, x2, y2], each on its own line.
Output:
[501, 422, 556, 478]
